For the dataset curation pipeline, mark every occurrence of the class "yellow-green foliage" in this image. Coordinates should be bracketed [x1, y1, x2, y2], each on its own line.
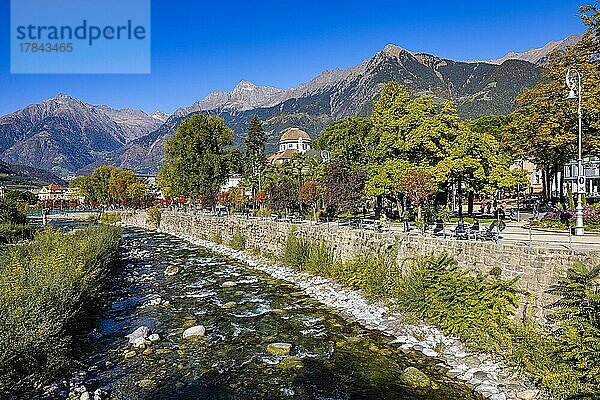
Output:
[0, 225, 122, 394]
[99, 212, 121, 224]
[279, 228, 600, 399]
[210, 231, 223, 244]
[146, 206, 161, 227]
[228, 229, 246, 250]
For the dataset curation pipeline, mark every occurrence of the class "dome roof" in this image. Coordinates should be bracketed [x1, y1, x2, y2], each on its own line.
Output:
[280, 128, 311, 142]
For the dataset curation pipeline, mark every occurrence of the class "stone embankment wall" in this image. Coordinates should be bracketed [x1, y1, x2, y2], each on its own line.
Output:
[121, 210, 600, 318]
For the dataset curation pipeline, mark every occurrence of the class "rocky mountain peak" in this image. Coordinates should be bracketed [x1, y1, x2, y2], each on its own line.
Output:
[381, 44, 413, 58]
[232, 80, 259, 92]
[150, 110, 169, 122]
[470, 34, 583, 65]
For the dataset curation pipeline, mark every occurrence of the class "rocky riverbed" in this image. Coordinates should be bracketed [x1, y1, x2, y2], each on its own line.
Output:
[152, 227, 542, 400]
[32, 226, 488, 400]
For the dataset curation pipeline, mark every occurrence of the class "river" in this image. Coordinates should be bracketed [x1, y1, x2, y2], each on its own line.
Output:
[45, 224, 481, 400]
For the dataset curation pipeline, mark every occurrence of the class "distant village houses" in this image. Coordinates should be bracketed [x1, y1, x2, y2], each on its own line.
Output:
[33, 184, 84, 203]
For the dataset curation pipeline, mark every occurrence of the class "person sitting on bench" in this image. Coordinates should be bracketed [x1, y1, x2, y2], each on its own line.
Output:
[433, 218, 445, 236]
[455, 218, 467, 238]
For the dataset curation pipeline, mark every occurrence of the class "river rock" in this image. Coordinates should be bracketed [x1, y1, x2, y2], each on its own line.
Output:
[277, 356, 303, 370]
[400, 366, 431, 389]
[93, 388, 108, 400]
[132, 337, 146, 349]
[124, 350, 136, 359]
[126, 326, 150, 344]
[222, 301, 237, 309]
[138, 379, 155, 389]
[183, 325, 206, 339]
[517, 389, 539, 400]
[221, 281, 237, 288]
[267, 342, 292, 355]
[164, 265, 180, 276]
[148, 333, 161, 342]
[80, 391, 91, 400]
[142, 347, 153, 355]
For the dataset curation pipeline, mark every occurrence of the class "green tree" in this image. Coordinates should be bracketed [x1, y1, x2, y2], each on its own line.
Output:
[364, 159, 412, 217]
[3, 190, 38, 206]
[70, 165, 117, 205]
[158, 114, 234, 204]
[70, 166, 147, 206]
[437, 123, 526, 215]
[314, 117, 374, 166]
[506, 5, 600, 200]
[370, 82, 458, 166]
[108, 169, 146, 205]
[243, 115, 267, 179]
[0, 199, 28, 225]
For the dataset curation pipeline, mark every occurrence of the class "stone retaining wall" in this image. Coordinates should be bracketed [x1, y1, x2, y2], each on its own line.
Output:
[121, 210, 600, 319]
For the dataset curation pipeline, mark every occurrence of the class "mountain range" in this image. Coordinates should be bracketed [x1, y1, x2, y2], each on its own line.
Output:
[0, 35, 580, 177]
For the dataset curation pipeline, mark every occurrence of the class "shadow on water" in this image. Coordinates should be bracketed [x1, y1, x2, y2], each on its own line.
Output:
[48, 226, 481, 400]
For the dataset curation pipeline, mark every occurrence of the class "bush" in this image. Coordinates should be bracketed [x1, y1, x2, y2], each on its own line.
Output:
[99, 212, 121, 224]
[0, 223, 35, 243]
[210, 231, 223, 244]
[146, 206, 161, 227]
[0, 199, 28, 225]
[281, 227, 311, 270]
[543, 262, 600, 398]
[229, 229, 246, 250]
[0, 225, 122, 394]
[393, 254, 523, 350]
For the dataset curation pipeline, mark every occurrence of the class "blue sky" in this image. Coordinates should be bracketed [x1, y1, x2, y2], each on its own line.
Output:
[0, 0, 588, 116]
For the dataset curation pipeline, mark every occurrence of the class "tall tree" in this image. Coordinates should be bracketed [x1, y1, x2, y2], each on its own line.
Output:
[157, 114, 234, 204]
[370, 82, 458, 166]
[243, 115, 267, 179]
[437, 123, 526, 215]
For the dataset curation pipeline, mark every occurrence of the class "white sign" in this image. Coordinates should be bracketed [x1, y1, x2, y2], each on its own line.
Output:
[577, 175, 586, 194]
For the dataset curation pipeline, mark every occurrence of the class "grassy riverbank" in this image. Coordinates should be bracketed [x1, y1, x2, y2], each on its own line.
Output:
[278, 227, 600, 399]
[0, 224, 122, 394]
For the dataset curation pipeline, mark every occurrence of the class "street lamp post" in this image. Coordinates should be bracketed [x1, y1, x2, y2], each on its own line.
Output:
[566, 68, 584, 236]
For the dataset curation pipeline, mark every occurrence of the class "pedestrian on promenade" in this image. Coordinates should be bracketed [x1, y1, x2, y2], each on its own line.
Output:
[402, 209, 410, 232]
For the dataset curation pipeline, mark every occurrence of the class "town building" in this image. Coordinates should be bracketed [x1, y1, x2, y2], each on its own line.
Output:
[34, 184, 83, 203]
[267, 128, 313, 164]
[563, 156, 600, 197]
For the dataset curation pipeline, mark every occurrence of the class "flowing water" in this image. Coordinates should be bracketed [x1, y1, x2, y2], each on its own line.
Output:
[64, 226, 480, 400]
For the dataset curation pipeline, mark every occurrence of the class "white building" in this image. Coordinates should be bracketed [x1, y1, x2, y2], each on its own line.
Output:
[563, 156, 600, 197]
[268, 128, 313, 164]
[35, 184, 84, 203]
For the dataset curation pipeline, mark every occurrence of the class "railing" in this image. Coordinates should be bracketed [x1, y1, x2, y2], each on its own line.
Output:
[162, 208, 600, 252]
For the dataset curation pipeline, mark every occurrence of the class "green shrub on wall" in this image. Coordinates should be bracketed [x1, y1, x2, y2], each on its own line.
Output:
[100, 212, 121, 224]
[229, 229, 246, 250]
[210, 231, 223, 244]
[146, 206, 161, 227]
